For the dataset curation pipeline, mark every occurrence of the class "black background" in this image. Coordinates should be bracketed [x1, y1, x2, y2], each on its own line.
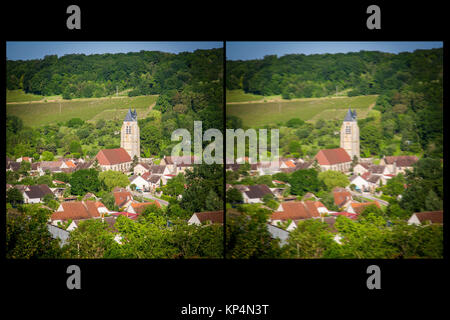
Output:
[1, 1, 448, 318]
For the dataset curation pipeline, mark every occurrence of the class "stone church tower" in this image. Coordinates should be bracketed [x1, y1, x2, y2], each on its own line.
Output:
[340, 108, 360, 160]
[121, 108, 140, 160]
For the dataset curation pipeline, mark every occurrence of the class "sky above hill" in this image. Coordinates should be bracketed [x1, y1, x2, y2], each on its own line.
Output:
[226, 42, 443, 60]
[6, 41, 223, 60]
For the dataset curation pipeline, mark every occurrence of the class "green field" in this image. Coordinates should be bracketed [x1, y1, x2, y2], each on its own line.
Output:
[226, 90, 265, 103]
[6, 89, 49, 103]
[226, 95, 378, 127]
[7, 95, 158, 127]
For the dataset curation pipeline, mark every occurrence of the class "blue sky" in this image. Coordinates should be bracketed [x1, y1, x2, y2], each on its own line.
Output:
[226, 42, 443, 60]
[6, 41, 223, 60]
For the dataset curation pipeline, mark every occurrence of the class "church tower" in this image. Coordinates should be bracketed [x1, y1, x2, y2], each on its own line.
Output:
[340, 108, 360, 160]
[121, 108, 140, 160]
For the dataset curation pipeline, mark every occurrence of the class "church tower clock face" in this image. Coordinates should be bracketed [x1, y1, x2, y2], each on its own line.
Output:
[121, 108, 140, 160]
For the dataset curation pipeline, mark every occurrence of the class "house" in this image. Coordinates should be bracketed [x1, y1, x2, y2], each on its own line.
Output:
[129, 175, 150, 192]
[353, 162, 371, 176]
[113, 190, 134, 208]
[96, 148, 132, 172]
[368, 164, 389, 175]
[161, 155, 198, 173]
[270, 201, 328, 226]
[408, 211, 443, 226]
[346, 201, 380, 214]
[22, 184, 54, 204]
[17, 156, 32, 163]
[6, 162, 21, 172]
[330, 211, 359, 220]
[50, 200, 109, 225]
[266, 223, 289, 246]
[133, 162, 151, 176]
[242, 184, 273, 204]
[380, 156, 418, 175]
[333, 187, 353, 207]
[75, 160, 94, 171]
[125, 200, 161, 214]
[257, 161, 281, 176]
[188, 210, 224, 225]
[314, 148, 352, 172]
[349, 175, 371, 192]
[147, 175, 162, 191]
[149, 165, 170, 176]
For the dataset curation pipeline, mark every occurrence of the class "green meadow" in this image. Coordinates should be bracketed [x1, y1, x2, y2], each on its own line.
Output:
[226, 95, 378, 127]
[7, 95, 158, 127]
[226, 89, 265, 103]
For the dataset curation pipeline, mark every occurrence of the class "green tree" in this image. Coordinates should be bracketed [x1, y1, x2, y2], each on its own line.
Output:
[70, 169, 101, 196]
[318, 170, 349, 191]
[98, 170, 130, 192]
[6, 206, 62, 258]
[288, 169, 321, 197]
[6, 188, 24, 207]
[41, 151, 54, 161]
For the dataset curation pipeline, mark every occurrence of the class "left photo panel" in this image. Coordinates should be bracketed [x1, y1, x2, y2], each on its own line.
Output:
[5, 41, 224, 259]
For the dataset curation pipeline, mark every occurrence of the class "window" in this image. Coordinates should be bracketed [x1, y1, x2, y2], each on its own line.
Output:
[345, 126, 351, 134]
[126, 126, 131, 134]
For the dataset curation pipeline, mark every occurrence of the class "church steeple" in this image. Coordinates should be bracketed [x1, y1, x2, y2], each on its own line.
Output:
[340, 107, 360, 160]
[124, 107, 137, 122]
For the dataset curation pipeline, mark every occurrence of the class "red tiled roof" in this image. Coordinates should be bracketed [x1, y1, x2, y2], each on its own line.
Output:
[284, 160, 296, 168]
[351, 201, 380, 214]
[331, 211, 358, 220]
[271, 201, 323, 221]
[65, 160, 76, 168]
[130, 201, 161, 214]
[96, 148, 131, 165]
[333, 188, 352, 207]
[194, 210, 224, 224]
[315, 148, 352, 165]
[114, 191, 133, 207]
[50, 201, 104, 221]
[414, 211, 443, 224]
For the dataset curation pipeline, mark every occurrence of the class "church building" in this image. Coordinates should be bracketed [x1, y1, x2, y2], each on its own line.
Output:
[95, 108, 140, 172]
[314, 107, 359, 173]
[340, 108, 360, 161]
[121, 108, 140, 161]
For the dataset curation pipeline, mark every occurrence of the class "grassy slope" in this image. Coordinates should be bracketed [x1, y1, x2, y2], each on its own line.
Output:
[6, 89, 48, 102]
[226, 95, 378, 127]
[7, 95, 158, 127]
[226, 89, 265, 103]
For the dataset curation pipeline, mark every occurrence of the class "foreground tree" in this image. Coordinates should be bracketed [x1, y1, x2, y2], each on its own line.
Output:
[6, 206, 62, 258]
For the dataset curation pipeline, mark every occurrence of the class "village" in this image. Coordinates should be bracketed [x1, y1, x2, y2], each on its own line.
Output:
[225, 108, 443, 246]
[6, 108, 223, 247]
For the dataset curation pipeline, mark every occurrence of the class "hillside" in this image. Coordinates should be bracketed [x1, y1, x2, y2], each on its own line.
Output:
[226, 95, 378, 127]
[7, 94, 158, 127]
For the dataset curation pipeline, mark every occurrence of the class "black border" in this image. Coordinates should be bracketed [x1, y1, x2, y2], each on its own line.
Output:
[2, 1, 448, 316]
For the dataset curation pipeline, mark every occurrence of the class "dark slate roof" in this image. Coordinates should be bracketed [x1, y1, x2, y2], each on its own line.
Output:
[124, 108, 137, 122]
[147, 175, 161, 184]
[8, 162, 21, 171]
[25, 184, 54, 199]
[369, 165, 386, 174]
[150, 165, 166, 175]
[344, 108, 357, 122]
[244, 184, 273, 199]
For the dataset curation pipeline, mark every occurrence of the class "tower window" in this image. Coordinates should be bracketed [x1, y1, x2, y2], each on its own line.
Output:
[345, 126, 351, 134]
[126, 126, 131, 134]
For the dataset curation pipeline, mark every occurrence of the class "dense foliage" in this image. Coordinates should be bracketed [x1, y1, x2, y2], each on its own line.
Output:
[7, 48, 223, 99]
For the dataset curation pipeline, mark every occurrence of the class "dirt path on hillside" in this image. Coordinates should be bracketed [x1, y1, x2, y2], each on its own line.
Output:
[226, 95, 352, 105]
[6, 95, 130, 105]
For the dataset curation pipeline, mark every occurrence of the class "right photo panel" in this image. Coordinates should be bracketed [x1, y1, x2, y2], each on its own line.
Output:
[225, 41, 443, 259]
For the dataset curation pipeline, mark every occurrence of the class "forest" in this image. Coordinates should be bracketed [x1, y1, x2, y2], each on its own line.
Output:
[7, 48, 223, 99]
[6, 48, 223, 160]
[226, 48, 443, 159]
